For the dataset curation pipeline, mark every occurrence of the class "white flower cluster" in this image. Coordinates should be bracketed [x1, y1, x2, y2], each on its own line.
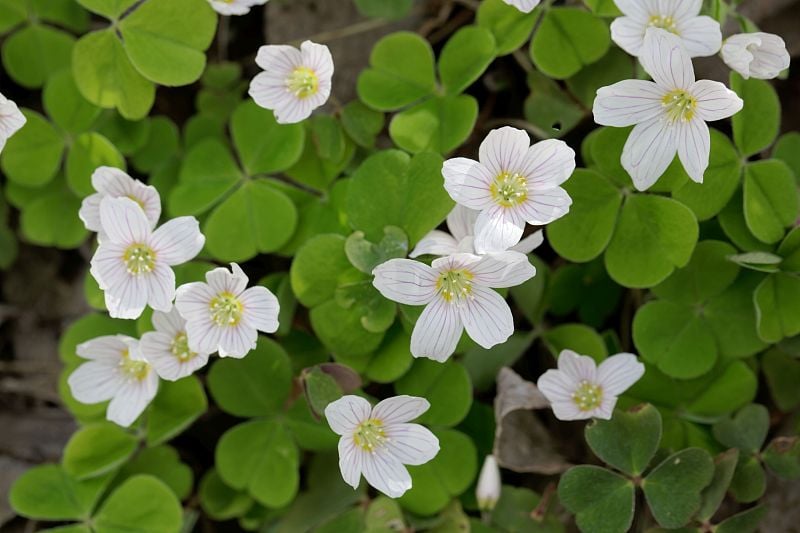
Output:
[594, 0, 790, 191]
[69, 168, 279, 427]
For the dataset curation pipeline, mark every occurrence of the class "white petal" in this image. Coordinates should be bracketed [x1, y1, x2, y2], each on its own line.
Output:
[141, 331, 180, 380]
[240, 286, 279, 334]
[558, 350, 598, 382]
[510, 230, 544, 254]
[185, 317, 222, 355]
[152, 306, 185, 337]
[447, 205, 480, 242]
[79, 193, 103, 232]
[469, 251, 536, 288]
[76, 335, 129, 361]
[361, 451, 413, 498]
[409, 231, 460, 258]
[691, 80, 744, 122]
[593, 396, 618, 420]
[149, 217, 204, 266]
[90, 241, 127, 291]
[502, 0, 540, 13]
[208, 0, 251, 15]
[458, 285, 514, 349]
[68, 361, 122, 403]
[677, 118, 710, 184]
[372, 395, 430, 425]
[442, 157, 494, 210]
[206, 264, 248, 296]
[478, 127, 531, 178]
[537, 369, 578, 404]
[175, 282, 215, 322]
[255, 44, 303, 73]
[91, 167, 160, 228]
[106, 374, 158, 428]
[640, 28, 695, 90]
[145, 263, 176, 313]
[610, 16, 646, 56]
[0, 95, 26, 144]
[273, 94, 316, 125]
[217, 324, 258, 358]
[551, 401, 592, 421]
[300, 40, 334, 81]
[384, 423, 439, 465]
[596, 353, 645, 396]
[517, 187, 572, 225]
[613, 0, 653, 21]
[473, 205, 525, 254]
[409, 297, 463, 362]
[324, 395, 372, 435]
[520, 139, 576, 189]
[593, 80, 667, 127]
[372, 259, 438, 306]
[677, 16, 722, 57]
[104, 274, 149, 320]
[745, 33, 791, 79]
[621, 117, 679, 191]
[337, 438, 364, 490]
[99, 197, 151, 244]
[668, 0, 702, 21]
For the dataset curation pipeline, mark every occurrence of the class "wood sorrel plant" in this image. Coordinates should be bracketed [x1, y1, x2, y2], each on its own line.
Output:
[3, 0, 799, 531]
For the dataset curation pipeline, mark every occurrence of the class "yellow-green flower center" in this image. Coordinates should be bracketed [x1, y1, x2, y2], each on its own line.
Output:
[662, 89, 697, 123]
[170, 332, 197, 362]
[123, 243, 156, 275]
[119, 350, 150, 381]
[490, 171, 528, 208]
[287, 67, 319, 99]
[572, 380, 603, 412]
[353, 418, 387, 452]
[437, 269, 474, 303]
[648, 15, 679, 34]
[210, 292, 243, 327]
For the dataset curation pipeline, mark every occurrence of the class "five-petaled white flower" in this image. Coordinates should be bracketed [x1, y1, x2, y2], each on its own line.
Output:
[373, 252, 536, 362]
[207, 0, 267, 16]
[611, 0, 721, 58]
[537, 350, 645, 420]
[501, 0, 540, 13]
[68, 335, 159, 427]
[476, 454, 502, 511]
[593, 28, 743, 190]
[79, 167, 161, 239]
[325, 395, 439, 498]
[140, 306, 212, 381]
[90, 197, 205, 319]
[0, 92, 25, 154]
[411, 205, 544, 258]
[722, 32, 791, 80]
[249, 40, 333, 124]
[442, 127, 574, 254]
[175, 263, 279, 358]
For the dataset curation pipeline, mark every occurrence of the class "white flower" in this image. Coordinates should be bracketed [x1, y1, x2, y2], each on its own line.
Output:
[140, 306, 212, 381]
[410, 205, 544, 258]
[325, 395, 439, 498]
[442, 127, 574, 254]
[248, 40, 334, 124]
[373, 252, 536, 362]
[502, 0, 540, 13]
[537, 350, 645, 421]
[722, 32, 791, 80]
[90, 197, 205, 319]
[207, 0, 267, 16]
[79, 167, 160, 239]
[67, 335, 159, 427]
[476, 455, 502, 511]
[0, 92, 26, 154]
[175, 263, 279, 358]
[611, 0, 722, 58]
[593, 28, 743, 190]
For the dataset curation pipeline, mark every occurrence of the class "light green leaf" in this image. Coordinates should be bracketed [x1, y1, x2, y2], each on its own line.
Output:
[93, 475, 183, 533]
[43, 69, 101, 134]
[530, 7, 610, 79]
[438, 26, 496, 95]
[146, 376, 207, 446]
[389, 94, 478, 154]
[290, 233, 363, 308]
[169, 139, 242, 216]
[341, 100, 384, 148]
[754, 272, 800, 343]
[652, 240, 740, 305]
[20, 184, 88, 249]
[743, 159, 798, 244]
[1, 109, 64, 187]
[63, 422, 138, 479]
[365, 325, 414, 384]
[395, 359, 472, 427]
[115, 445, 193, 500]
[774, 131, 800, 181]
[686, 361, 757, 418]
[10, 464, 110, 521]
[566, 48, 632, 107]
[2, 23, 74, 88]
[762, 347, 800, 411]
[731, 72, 781, 157]
[66, 132, 125, 196]
[231, 100, 305, 175]
[310, 299, 386, 364]
[76, 0, 138, 19]
[199, 469, 253, 521]
[131, 116, 180, 173]
[585, 404, 661, 477]
[524, 69, 586, 138]
[543, 323, 608, 363]
[476, 0, 540, 56]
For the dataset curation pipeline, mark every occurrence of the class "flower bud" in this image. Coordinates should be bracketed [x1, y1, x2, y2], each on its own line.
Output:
[476, 455, 502, 511]
[722, 33, 790, 80]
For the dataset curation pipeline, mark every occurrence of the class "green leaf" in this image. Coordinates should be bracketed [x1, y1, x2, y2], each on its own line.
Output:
[0, 0, 26, 34]
[719, 188, 774, 252]
[1, 109, 64, 187]
[583, 0, 622, 16]
[774, 131, 800, 180]
[291, 233, 362, 308]
[712, 404, 769, 455]
[728, 455, 766, 503]
[10, 464, 110, 521]
[131, 116, 180, 173]
[743, 160, 798, 244]
[170, 139, 242, 216]
[548, 261, 622, 328]
[389, 94, 478, 154]
[43, 68, 101, 134]
[20, 184, 88, 249]
[207, 337, 292, 417]
[118, 0, 216, 86]
[216, 419, 299, 508]
[345, 227, 408, 275]
[703, 272, 768, 359]
[642, 448, 715, 529]
[116, 445, 193, 500]
[558, 466, 635, 533]
[605, 194, 699, 288]
[2, 23, 74, 88]
[524, 69, 586, 138]
[585, 404, 661, 477]
[66, 132, 126, 196]
[204, 179, 298, 261]
[93, 475, 183, 533]
[310, 299, 385, 364]
[395, 359, 472, 427]
[587, 126, 632, 187]
[476, 0, 540, 56]
[763, 437, 800, 480]
[686, 361, 757, 418]
[778, 226, 800, 272]
[762, 347, 800, 411]
[548, 169, 622, 262]
[697, 449, 739, 522]
[146, 375, 207, 446]
[543, 323, 608, 362]
[357, 31, 436, 111]
[754, 272, 800, 343]
[341, 100, 384, 148]
[463, 332, 535, 391]
[365, 325, 414, 384]
[715, 505, 767, 533]
[438, 26, 496, 95]
[72, 30, 155, 120]
[530, 7, 610, 79]
[63, 422, 138, 479]
[199, 469, 253, 521]
[231, 100, 305, 175]
[76, 0, 139, 19]
[652, 240, 740, 305]
[335, 280, 397, 333]
[731, 72, 781, 157]
[347, 150, 453, 244]
[302, 366, 344, 417]
[566, 48, 632, 108]
[286, 118, 354, 191]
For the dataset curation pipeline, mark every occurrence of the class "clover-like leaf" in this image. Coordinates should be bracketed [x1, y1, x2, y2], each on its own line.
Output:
[559, 465, 635, 533]
[585, 404, 662, 477]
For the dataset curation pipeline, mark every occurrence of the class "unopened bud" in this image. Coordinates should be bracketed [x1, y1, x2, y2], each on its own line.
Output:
[476, 455, 501, 511]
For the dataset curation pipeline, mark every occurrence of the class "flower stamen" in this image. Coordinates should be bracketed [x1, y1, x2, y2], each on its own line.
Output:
[119, 350, 150, 382]
[436, 269, 474, 304]
[353, 418, 387, 452]
[572, 380, 603, 411]
[490, 171, 528, 208]
[648, 15, 679, 34]
[123, 244, 156, 275]
[662, 90, 697, 123]
[287, 67, 319, 99]
[209, 292, 243, 327]
[170, 332, 197, 362]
